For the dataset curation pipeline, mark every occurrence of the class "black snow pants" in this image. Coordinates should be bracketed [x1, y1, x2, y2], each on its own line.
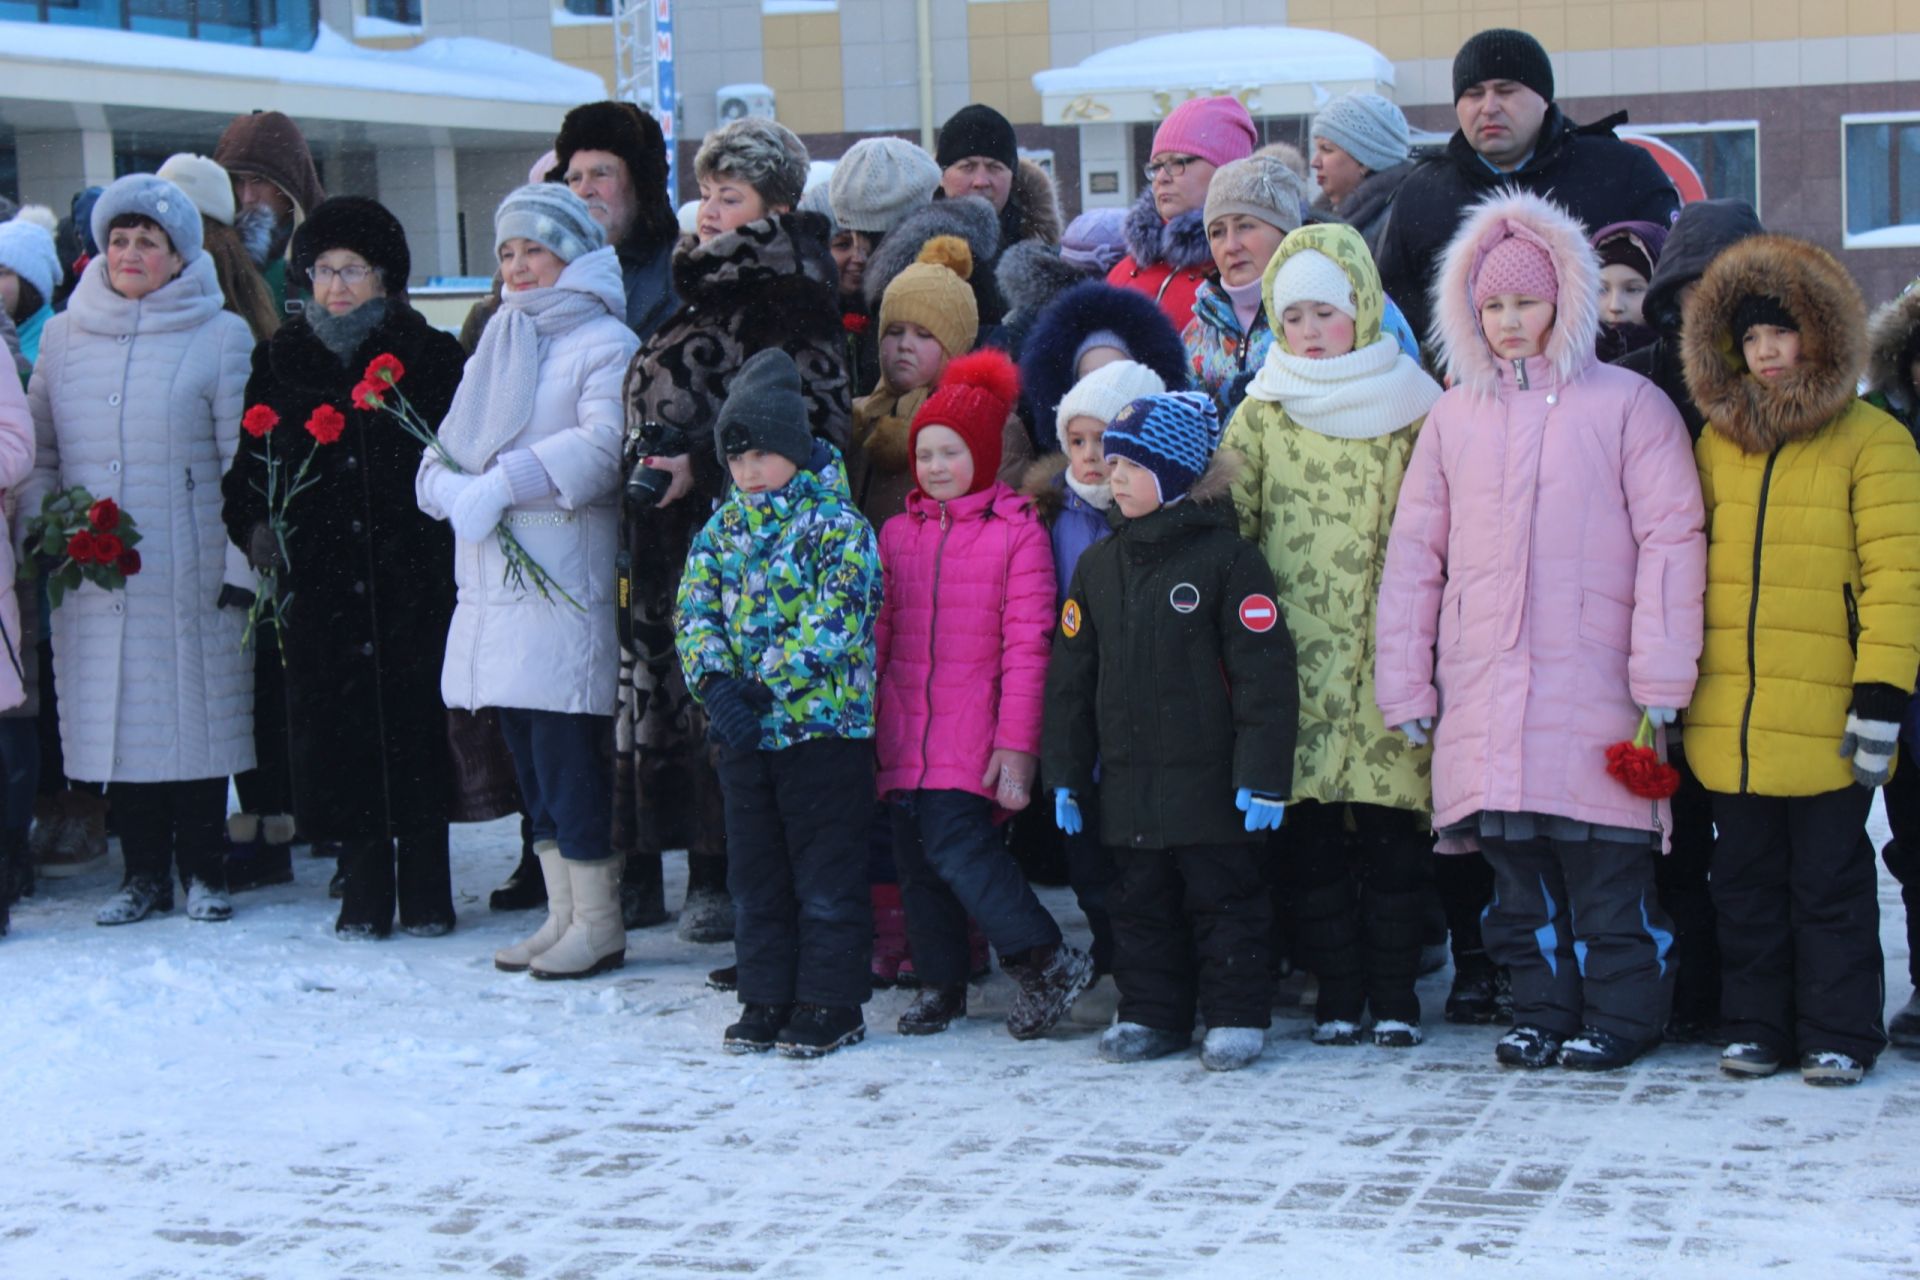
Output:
[1287, 800, 1432, 1025]
[1111, 843, 1272, 1035]
[1877, 741, 1920, 992]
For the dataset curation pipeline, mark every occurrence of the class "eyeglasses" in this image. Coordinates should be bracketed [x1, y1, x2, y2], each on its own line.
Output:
[1144, 155, 1199, 182]
[312, 265, 373, 287]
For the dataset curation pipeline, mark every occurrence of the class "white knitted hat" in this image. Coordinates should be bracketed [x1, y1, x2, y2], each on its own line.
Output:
[1268, 248, 1356, 320]
[157, 153, 237, 227]
[1055, 358, 1168, 449]
[0, 218, 59, 303]
[829, 137, 940, 235]
[1310, 92, 1411, 175]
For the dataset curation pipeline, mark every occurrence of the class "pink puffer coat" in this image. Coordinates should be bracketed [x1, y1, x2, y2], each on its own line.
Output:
[1374, 191, 1706, 845]
[875, 481, 1056, 800]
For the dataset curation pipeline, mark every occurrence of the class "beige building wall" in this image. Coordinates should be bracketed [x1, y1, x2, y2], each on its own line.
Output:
[762, 8, 846, 134]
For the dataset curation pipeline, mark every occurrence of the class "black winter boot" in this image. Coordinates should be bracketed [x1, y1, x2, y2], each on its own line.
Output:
[776, 1004, 866, 1058]
[897, 984, 967, 1035]
[4, 824, 33, 903]
[335, 839, 395, 940]
[724, 1003, 793, 1054]
[1558, 1026, 1651, 1071]
[1005, 943, 1094, 1040]
[619, 849, 668, 929]
[490, 845, 547, 912]
[396, 824, 455, 937]
[1495, 1024, 1563, 1069]
[1445, 951, 1511, 1024]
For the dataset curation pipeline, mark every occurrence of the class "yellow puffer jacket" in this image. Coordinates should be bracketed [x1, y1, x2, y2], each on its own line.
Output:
[1680, 235, 1920, 795]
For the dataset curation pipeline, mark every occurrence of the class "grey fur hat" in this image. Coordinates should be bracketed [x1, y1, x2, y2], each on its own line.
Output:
[495, 183, 605, 263]
[829, 136, 940, 236]
[1202, 155, 1307, 233]
[861, 194, 999, 311]
[695, 117, 810, 212]
[91, 173, 204, 264]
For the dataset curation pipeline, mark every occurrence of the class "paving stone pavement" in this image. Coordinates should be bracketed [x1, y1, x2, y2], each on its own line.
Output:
[3, 818, 1917, 1278]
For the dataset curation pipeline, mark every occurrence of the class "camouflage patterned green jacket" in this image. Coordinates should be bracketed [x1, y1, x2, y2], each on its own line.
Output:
[676, 444, 882, 749]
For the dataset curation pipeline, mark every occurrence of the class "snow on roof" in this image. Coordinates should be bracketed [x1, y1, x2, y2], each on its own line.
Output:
[0, 20, 605, 107]
[1033, 26, 1395, 96]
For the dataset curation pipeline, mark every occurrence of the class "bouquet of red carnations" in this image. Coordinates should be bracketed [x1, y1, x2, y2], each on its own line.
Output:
[28, 488, 143, 607]
[238, 401, 343, 654]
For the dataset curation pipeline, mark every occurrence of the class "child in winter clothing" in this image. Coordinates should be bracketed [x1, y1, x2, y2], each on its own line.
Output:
[419, 184, 638, 980]
[1019, 357, 1169, 978]
[1019, 279, 1190, 452]
[1864, 277, 1920, 1048]
[677, 348, 884, 1059]
[1182, 155, 1303, 416]
[1223, 222, 1443, 1047]
[875, 348, 1093, 1039]
[1044, 391, 1297, 1071]
[1591, 220, 1668, 364]
[1682, 239, 1920, 1085]
[1375, 191, 1706, 1073]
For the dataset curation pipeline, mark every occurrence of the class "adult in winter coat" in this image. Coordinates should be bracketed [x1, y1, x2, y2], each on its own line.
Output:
[212, 110, 326, 315]
[617, 116, 849, 941]
[1604, 197, 1763, 1040]
[932, 104, 1064, 327]
[0, 365, 34, 933]
[1108, 97, 1257, 332]
[1182, 155, 1304, 416]
[24, 174, 256, 927]
[1308, 91, 1417, 256]
[1019, 280, 1190, 454]
[545, 101, 682, 343]
[223, 196, 465, 940]
[825, 135, 944, 396]
[1681, 236, 1920, 1084]
[1863, 276, 1920, 1048]
[1223, 222, 1443, 1045]
[1375, 190, 1706, 1069]
[419, 184, 638, 980]
[1373, 29, 1678, 359]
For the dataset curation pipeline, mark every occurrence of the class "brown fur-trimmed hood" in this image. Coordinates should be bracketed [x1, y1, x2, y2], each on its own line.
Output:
[1681, 234, 1866, 454]
[1019, 451, 1071, 519]
[1865, 278, 1920, 411]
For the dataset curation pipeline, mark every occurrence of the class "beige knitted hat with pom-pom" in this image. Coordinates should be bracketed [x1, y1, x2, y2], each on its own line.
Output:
[878, 234, 978, 359]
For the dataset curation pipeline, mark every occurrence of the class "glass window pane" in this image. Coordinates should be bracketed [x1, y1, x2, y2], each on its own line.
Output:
[1847, 122, 1893, 235]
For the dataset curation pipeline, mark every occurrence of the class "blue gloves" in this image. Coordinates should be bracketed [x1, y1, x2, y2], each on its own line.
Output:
[1236, 787, 1286, 832]
[702, 677, 774, 751]
[1054, 788, 1083, 836]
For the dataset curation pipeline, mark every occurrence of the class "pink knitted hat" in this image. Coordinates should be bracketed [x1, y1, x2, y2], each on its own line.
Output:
[1151, 96, 1258, 169]
[1473, 233, 1558, 307]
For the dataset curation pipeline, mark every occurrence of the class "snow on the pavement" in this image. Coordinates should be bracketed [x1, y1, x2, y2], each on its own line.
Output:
[3, 812, 1917, 1278]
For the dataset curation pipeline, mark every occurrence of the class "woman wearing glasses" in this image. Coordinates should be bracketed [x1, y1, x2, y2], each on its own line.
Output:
[1107, 96, 1259, 331]
[221, 196, 468, 941]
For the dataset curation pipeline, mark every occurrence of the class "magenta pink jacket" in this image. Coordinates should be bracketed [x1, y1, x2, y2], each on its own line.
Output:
[1375, 191, 1705, 845]
[876, 481, 1057, 800]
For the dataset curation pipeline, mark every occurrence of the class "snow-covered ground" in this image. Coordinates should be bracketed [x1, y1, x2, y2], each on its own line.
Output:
[4, 812, 1917, 1278]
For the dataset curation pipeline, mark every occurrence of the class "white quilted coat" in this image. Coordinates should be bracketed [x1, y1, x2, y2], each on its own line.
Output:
[419, 250, 637, 716]
[25, 254, 256, 782]
[0, 373, 34, 713]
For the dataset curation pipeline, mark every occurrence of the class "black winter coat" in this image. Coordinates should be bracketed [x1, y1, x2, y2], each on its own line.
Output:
[221, 303, 464, 842]
[1375, 108, 1679, 358]
[1043, 484, 1297, 849]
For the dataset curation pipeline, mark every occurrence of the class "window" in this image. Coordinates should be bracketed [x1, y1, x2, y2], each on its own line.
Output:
[1843, 114, 1920, 248]
[563, 0, 611, 15]
[0, 0, 319, 49]
[365, 0, 419, 23]
[1618, 123, 1759, 214]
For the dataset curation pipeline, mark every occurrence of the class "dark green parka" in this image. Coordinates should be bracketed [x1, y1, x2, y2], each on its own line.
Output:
[1043, 458, 1298, 849]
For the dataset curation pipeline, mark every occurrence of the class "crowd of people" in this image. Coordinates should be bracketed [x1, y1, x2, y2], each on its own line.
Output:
[2, 26, 1918, 1084]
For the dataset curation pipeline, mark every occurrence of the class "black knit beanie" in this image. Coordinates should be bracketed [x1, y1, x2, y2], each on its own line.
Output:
[1453, 28, 1555, 103]
[937, 104, 1019, 171]
[1732, 293, 1799, 340]
[715, 348, 813, 470]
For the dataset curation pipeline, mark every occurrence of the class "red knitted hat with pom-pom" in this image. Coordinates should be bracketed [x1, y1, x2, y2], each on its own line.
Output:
[910, 348, 1019, 496]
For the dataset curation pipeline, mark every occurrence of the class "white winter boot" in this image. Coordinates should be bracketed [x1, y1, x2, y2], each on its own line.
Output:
[493, 842, 571, 973]
[530, 855, 627, 979]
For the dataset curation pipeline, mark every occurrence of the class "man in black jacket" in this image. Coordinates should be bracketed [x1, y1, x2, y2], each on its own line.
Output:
[1375, 28, 1679, 356]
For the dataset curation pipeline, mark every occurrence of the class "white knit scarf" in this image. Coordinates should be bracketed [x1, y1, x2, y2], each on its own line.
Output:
[1244, 334, 1441, 439]
[438, 247, 624, 473]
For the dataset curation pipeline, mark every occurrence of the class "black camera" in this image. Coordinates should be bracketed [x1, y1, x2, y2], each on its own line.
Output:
[626, 419, 691, 506]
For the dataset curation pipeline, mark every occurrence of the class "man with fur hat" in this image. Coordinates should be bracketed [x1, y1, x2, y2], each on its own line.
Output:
[1684, 236, 1920, 1086]
[213, 110, 326, 315]
[1375, 27, 1679, 359]
[548, 100, 681, 341]
[1044, 390, 1297, 1072]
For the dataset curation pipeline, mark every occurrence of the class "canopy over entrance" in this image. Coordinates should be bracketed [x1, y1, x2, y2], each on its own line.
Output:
[1032, 26, 1395, 127]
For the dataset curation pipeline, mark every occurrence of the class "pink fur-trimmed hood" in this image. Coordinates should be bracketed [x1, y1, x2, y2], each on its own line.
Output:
[1431, 190, 1601, 395]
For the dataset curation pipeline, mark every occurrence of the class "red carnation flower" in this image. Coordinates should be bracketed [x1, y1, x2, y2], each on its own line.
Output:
[67, 531, 98, 564]
[242, 405, 280, 439]
[88, 497, 120, 532]
[305, 404, 346, 445]
[1604, 713, 1682, 800]
[351, 380, 386, 410]
[842, 313, 870, 335]
[365, 353, 405, 386]
[116, 548, 142, 576]
[92, 533, 124, 563]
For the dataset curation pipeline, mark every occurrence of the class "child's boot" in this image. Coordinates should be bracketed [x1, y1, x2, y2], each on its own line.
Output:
[1495, 1024, 1563, 1069]
[898, 984, 967, 1035]
[777, 1005, 866, 1058]
[1098, 1022, 1190, 1063]
[1200, 1026, 1266, 1071]
[1557, 1026, 1648, 1071]
[1005, 943, 1094, 1039]
[724, 1003, 792, 1054]
[1446, 951, 1511, 1024]
[530, 855, 627, 978]
[1889, 994, 1920, 1047]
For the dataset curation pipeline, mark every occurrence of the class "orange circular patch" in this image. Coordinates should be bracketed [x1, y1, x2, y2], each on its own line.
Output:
[1061, 599, 1082, 638]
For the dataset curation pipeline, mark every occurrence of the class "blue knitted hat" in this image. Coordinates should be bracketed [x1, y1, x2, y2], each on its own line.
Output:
[1102, 391, 1221, 503]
